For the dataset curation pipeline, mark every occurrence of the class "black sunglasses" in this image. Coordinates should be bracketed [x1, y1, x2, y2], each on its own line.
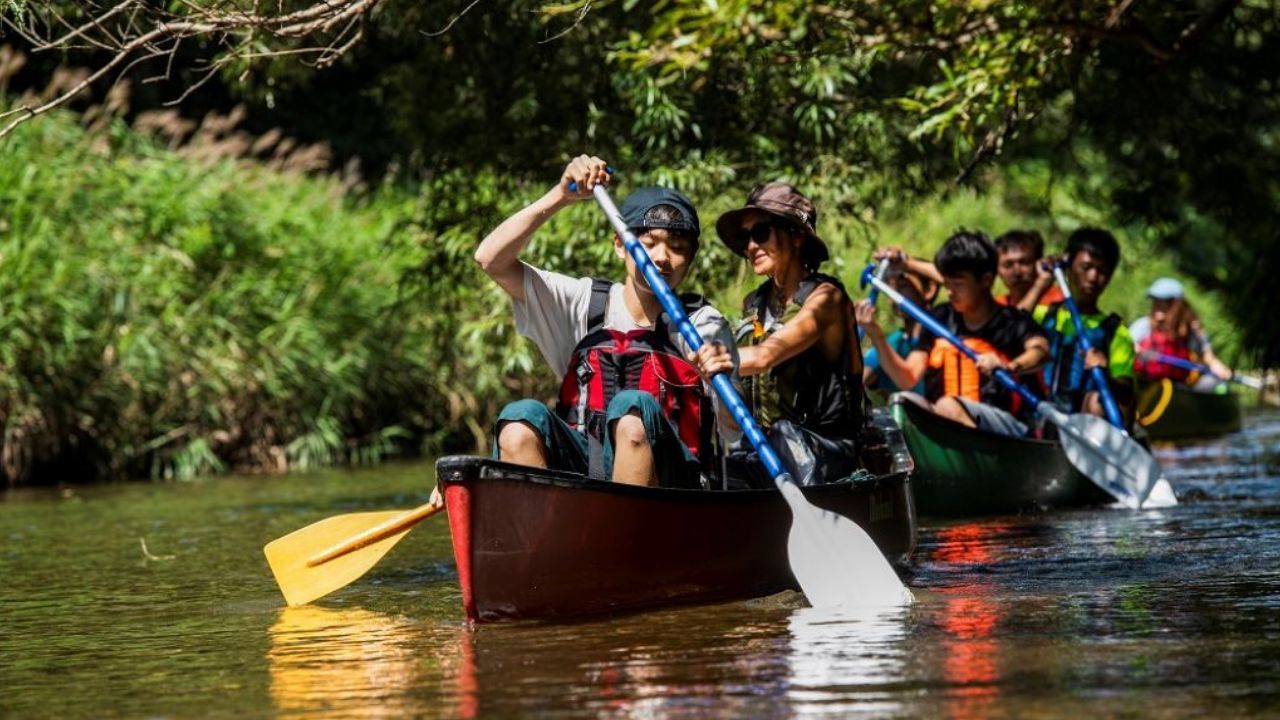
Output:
[736, 222, 776, 247]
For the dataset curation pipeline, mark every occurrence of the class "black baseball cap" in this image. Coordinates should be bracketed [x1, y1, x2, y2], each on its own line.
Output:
[619, 186, 701, 239]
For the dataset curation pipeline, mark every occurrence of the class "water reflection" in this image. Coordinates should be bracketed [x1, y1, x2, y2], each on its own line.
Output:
[268, 605, 432, 718]
[931, 524, 1006, 720]
[785, 605, 909, 716]
[455, 603, 796, 718]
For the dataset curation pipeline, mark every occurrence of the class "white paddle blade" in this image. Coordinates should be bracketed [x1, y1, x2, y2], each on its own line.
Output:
[777, 480, 913, 608]
[1042, 407, 1164, 509]
[1143, 477, 1179, 508]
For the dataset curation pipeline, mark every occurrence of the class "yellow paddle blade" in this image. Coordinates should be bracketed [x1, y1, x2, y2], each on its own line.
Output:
[264, 503, 441, 607]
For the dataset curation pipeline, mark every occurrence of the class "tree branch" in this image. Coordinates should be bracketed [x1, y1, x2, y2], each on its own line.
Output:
[0, 0, 388, 140]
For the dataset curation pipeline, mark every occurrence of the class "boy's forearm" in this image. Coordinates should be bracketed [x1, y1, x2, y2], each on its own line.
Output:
[474, 190, 565, 299]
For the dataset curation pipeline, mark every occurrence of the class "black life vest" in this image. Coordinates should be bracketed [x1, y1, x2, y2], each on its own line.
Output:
[1040, 302, 1123, 410]
[556, 279, 713, 463]
[736, 272, 864, 438]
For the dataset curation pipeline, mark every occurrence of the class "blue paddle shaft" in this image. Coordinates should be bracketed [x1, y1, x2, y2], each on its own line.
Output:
[587, 184, 789, 481]
[866, 275, 1043, 409]
[1052, 267, 1125, 429]
[1139, 351, 1262, 388]
[1141, 351, 1213, 376]
[856, 260, 890, 342]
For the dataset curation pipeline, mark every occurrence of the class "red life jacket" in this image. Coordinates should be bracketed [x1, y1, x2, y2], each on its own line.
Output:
[1134, 327, 1193, 382]
[556, 279, 712, 462]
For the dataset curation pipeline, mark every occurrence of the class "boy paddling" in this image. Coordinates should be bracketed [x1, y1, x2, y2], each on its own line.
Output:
[474, 155, 741, 488]
[993, 229, 1065, 311]
[1027, 228, 1138, 424]
[857, 231, 1049, 437]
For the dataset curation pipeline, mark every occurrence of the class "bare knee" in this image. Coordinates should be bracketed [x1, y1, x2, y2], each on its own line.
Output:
[1082, 392, 1104, 418]
[497, 421, 543, 460]
[612, 413, 649, 451]
[934, 396, 975, 427]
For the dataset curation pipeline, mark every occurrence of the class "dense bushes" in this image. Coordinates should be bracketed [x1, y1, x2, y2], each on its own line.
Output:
[0, 110, 1236, 484]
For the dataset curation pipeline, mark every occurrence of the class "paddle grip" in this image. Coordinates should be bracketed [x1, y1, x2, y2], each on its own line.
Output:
[867, 275, 1043, 409]
[1139, 350, 1214, 376]
[855, 261, 891, 343]
[1052, 267, 1125, 429]
[565, 166, 614, 194]
[588, 184, 789, 481]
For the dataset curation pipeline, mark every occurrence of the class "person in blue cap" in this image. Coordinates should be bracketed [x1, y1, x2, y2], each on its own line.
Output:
[472, 154, 741, 489]
[1131, 277, 1234, 388]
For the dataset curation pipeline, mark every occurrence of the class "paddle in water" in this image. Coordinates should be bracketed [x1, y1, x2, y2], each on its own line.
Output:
[866, 273, 1163, 509]
[575, 178, 911, 608]
[264, 498, 444, 606]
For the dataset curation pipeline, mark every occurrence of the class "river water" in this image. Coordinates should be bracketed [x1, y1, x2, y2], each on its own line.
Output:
[3, 414, 1279, 718]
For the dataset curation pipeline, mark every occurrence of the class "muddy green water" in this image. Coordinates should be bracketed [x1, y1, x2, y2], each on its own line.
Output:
[3, 415, 1280, 718]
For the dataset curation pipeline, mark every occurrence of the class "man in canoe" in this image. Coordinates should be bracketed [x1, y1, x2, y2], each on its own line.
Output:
[993, 229, 1064, 311]
[716, 182, 866, 486]
[1130, 277, 1235, 390]
[1025, 228, 1138, 423]
[473, 155, 741, 488]
[857, 230, 1050, 437]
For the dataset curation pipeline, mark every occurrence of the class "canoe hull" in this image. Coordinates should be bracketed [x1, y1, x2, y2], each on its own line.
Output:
[436, 455, 916, 623]
[1139, 380, 1243, 440]
[890, 397, 1113, 517]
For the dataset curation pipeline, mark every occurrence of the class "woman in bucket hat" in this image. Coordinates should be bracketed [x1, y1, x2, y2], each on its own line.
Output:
[716, 182, 866, 487]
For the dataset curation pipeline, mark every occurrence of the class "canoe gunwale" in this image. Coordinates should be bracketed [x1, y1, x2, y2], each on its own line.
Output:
[437, 455, 899, 503]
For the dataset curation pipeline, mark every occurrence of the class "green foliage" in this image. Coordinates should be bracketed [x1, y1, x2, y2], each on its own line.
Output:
[0, 111, 441, 482]
[0, 100, 1244, 484]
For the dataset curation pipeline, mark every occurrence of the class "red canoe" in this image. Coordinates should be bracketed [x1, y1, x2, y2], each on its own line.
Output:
[436, 455, 917, 623]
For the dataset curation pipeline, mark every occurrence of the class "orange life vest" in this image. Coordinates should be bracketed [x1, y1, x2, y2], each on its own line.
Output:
[927, 337, 1008, 403]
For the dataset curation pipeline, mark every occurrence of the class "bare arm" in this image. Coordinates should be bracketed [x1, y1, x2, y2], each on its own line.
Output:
[1202, 346, 1234, 380]
[738, 285, 841, 377]
[1017, 257, 1059, 312]
[874, 246, 944, 285]
[854, 299, 928, 390]
[1006, 336, 1050, 375]
[474, 155, 609, 301]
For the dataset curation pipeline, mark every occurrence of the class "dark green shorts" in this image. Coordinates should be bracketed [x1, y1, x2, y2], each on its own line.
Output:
[495, 390, 700, 488]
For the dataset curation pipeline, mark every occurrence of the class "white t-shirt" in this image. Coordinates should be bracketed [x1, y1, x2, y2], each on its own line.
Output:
[512, 263, 743, 443]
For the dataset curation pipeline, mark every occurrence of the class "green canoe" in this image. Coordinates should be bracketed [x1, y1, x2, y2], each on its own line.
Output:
[889, 396, 1113, 517]
[1137, 378, 1243, 440]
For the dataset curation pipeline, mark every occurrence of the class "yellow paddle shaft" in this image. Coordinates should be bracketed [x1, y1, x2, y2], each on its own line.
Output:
[305, 501, 444, 567]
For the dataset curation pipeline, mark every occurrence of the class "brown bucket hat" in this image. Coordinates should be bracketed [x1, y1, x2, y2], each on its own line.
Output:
[715, 182, 830, 265]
